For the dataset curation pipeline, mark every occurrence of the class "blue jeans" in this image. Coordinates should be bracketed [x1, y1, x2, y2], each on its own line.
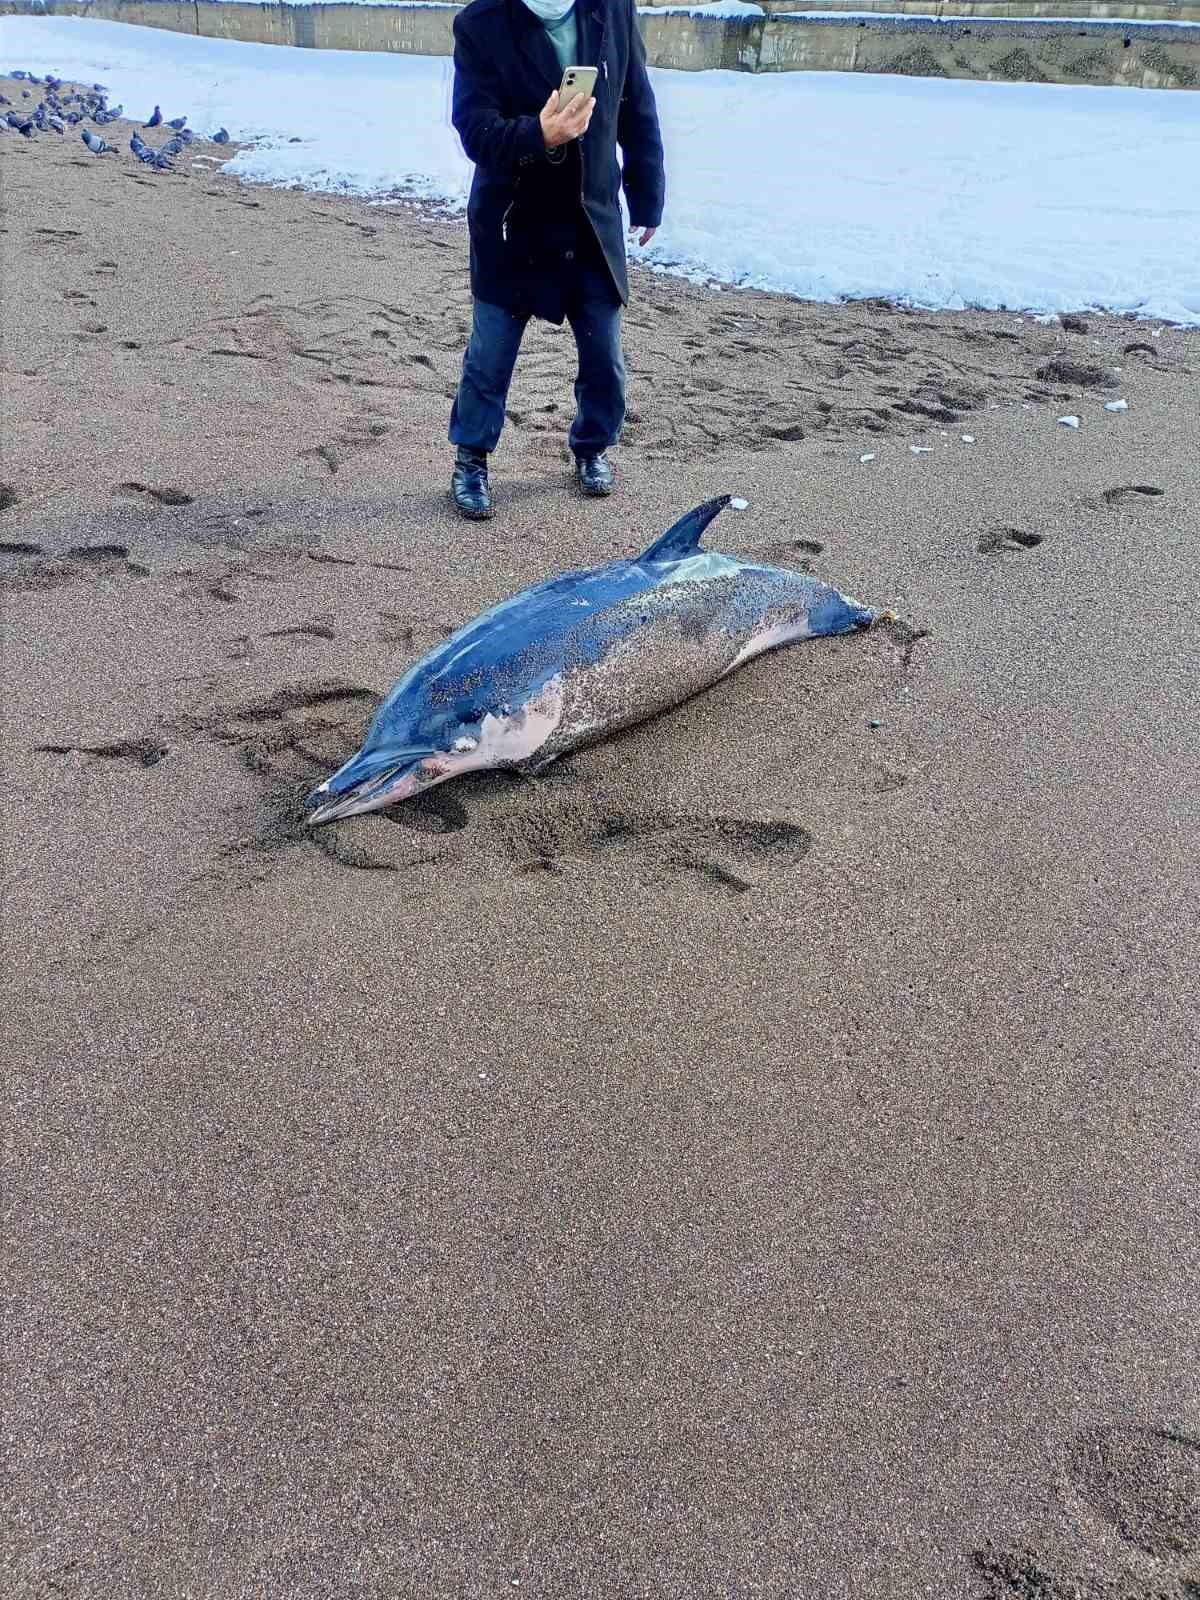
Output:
[448, 272, 626, 458]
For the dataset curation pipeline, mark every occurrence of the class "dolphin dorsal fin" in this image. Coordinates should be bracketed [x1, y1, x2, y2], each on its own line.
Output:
[635, 495, 733, 565]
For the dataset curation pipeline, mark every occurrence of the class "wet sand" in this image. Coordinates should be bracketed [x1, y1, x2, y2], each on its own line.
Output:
[2, 82, 1199, 1599]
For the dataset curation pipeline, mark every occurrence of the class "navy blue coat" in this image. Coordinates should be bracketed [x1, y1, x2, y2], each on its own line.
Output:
[450, 0, 666, 322]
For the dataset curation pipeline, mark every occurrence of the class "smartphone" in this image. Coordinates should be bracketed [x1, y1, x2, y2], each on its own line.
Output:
[557, 65, 598, 113]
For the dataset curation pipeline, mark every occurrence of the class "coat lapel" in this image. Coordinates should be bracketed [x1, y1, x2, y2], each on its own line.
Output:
[511, 0, 609, 91]
[511, 0, 564, 94]
[576, 1, 607, 70]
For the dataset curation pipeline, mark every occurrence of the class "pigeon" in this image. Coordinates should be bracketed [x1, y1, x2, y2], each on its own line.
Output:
[66, 112, 83, 125]
[177, 127, 194, 144]
[211, 127, 230, 144]
[130, 129, 174, 170]
[160, 134, 185, 157]
[11, 69, 29, 80]
[46, 74, 61, 89]
[145, 104, 162, 127]
[81, 127, 115, 154]
[166, 115, 186, 130]
[21, 90, 30, 99]
[0, 96, 10, 107]
[46, 113, 65, 134]
[92, 83, 107, 93]
[12, 117, 34, 137]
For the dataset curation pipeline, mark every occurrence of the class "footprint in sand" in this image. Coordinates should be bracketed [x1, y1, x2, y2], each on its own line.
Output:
[301, 443, 340, 477]
[1102, 484, 1165, 507]
[972, 1424, 1200, 1600]
[499, 807, 812, 896]
[758, 537, 826, 559]
[1068, 1425, 1199, 1562]
[977, 527, 1044, 555]
[30, 228, 84, 255]
[115, 481, 194, 507]
[35, 736, 168, 768]
[68, 543, 132, 562]
[1, 543, 148, 595]
[263, 617, 337, 644]
[300, 416, 391, 478]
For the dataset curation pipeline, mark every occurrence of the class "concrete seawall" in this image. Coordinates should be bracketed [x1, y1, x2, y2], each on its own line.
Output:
[1, 0, 1197, 86]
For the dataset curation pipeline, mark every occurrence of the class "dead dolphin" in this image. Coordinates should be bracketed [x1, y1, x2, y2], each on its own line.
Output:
[307, 495, 883, 825]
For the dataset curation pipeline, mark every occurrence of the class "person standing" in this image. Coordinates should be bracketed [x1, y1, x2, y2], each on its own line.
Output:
[446, 0, 666, 519]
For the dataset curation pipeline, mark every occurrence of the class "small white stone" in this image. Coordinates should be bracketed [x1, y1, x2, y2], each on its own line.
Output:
[859, 453, 875, 463]
[961, 435, 975, 444]
[910, 445, 932, 454]
[730, 496, 749, 510]
[1057, 415, 1081, 429]
[1104, 399, 1129, 412]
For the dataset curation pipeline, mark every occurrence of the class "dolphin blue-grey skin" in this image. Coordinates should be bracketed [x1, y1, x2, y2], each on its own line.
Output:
[307, 495, 885, 825]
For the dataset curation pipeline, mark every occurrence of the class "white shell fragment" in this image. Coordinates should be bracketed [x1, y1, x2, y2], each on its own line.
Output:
[1104, 399, 1129, 412]
[1058, 415, 1081, 429]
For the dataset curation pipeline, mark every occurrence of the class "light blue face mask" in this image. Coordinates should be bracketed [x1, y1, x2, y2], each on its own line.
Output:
[520, 0, 576, 22]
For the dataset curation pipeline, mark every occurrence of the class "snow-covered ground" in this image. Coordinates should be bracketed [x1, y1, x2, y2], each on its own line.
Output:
[3, 14, 1199, 324]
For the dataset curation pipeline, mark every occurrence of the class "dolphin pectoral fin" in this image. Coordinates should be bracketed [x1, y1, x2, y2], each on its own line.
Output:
[635, 495, 733, 566]
[521, 748, 564, 777]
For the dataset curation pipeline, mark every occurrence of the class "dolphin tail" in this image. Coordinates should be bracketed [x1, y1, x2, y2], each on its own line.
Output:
[635, 495, 733, 564]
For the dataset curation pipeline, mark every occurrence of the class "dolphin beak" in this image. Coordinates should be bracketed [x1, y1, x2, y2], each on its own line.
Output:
[305, 760, 427, 826]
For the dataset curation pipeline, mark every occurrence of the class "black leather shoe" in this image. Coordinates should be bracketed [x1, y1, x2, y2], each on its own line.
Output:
[574, 451, 615, 497]
[451, 446, 493, 520]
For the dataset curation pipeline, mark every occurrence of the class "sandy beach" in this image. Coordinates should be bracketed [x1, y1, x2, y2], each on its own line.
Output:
[3, 82, 1199, 1599]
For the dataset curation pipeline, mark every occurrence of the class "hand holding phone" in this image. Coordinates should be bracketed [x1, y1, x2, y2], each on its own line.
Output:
[539, 66, 597, 149]
[556, 65, 598, 111]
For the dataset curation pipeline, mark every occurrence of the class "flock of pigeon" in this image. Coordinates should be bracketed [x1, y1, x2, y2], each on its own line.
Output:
[2, 67, 230, 169]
